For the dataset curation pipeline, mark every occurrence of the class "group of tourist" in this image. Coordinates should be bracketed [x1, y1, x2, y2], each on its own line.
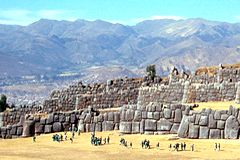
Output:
[120, 138, 132, 148]
[50, 131, 76, 143]
[52, 133, 65, 142]
[169, 142, 187, 151]
[91, 133, 110, 146]
[141, 139, 150, 149]
[214, 143, 221, 151]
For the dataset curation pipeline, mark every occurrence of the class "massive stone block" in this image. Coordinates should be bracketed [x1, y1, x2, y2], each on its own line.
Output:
[46, 114, 54, 124]
[217, 120, 225, 129]
[53, 122, 62, 132]
[114, 112, 120, 123]
[10, 125, 17, 135]
[62, 123, 70, 131]
[170, 123, 180, 134]
[145, 119, 157, 131]
[59, 114, 65, 123]
[70, 114, 76, 123]
[157, 119, 173, 131]
[178, 115, 190, 138]
[199, 116, 208, 126]
[102, 121, 114, 131]
[108, 112, 114, 121]
[125, 109, 134, 121]
[134, 110, 142, 121]
[132, 122, 140, 133]
[142, 111, 147, 119]
[16, 127, 23, 136]
[35, 123, 44, 134]
[84, 114, 92, 123]
[22, 120, 35, 137]
[147, 112, 154, 119]
[44, 125, 52, 133]
[140, 120, 145, 134]
[221, 114, 229, 121]
[78, 119, 85, 132]
[188, 123, 199, 139]
[153, 112, 160, 120]
[199, 126, 209, 139]
[163, 109, 172, 119]
[95, 123, 102, 132]
[53, 114, 59, 122]
[120, 122, 132, 133]
[114, 123, 119, 130]
[225, 115, 239, 139]
[209, 129, 221, 139]
[214, 110, 221, 120]
[194, 114, 201, 125]
[174, 109, 182, 123]
[208, 114, 217, 129]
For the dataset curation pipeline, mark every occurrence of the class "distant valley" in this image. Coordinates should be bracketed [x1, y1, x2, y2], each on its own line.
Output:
[1, 18, 240, 104]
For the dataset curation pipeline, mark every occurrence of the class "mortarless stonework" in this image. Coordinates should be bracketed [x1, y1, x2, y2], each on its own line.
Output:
[1, 64, 240, 139]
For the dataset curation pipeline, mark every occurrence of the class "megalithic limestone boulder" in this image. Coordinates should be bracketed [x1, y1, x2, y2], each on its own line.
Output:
[224, 115, 240, 139]
[78, 119, 85, 132]
[178, 115, 190, 138]
[119, 122, 132, 133]
[22, 120, 35, 137]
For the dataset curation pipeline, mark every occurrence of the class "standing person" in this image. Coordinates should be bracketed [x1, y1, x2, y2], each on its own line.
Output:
[181, 143, 183, 151]
[169, 144, 172, 151]
[191, 144, 194, 151]
[218, 143, 221, 151]
[72, 132, 75, 139]
[142, 141, 144, 149]
[60, 134, 63, 141]
[130, 142, 132, 149]
[156, 142, 160, 149]
[33, 135, 36, 142]
[215, 143, 217, 151]
[70, 137, 73, 143]
[107, 136, 110, 144]
[103, 138, 106, 144]
[183, 142, 186, 151]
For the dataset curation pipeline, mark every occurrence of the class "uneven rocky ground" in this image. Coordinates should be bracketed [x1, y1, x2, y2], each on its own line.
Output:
[1, 130, 240, 160]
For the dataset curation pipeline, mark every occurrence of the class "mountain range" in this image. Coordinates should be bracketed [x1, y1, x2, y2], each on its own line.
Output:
[1, 18, 240, 78]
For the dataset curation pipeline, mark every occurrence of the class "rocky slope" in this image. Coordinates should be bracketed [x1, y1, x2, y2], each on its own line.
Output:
[1, 18, 240, 77]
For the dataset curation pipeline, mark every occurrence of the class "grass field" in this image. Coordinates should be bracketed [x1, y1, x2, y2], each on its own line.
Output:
[187, 101, 240, 110]
[1, 131, 240, 160]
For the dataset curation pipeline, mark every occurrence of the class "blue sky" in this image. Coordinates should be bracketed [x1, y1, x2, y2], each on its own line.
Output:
[0, 0, 240, 25]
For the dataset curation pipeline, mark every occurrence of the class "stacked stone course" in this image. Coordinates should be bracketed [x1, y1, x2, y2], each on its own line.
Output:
[178, 106, 240, 139]
[1, 63, 240, 139]
[119, 103, 190, 135]
[0, 108, 120, 139]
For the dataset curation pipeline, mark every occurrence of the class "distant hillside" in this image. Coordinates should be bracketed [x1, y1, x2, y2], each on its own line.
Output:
[1, 18, 240, 78]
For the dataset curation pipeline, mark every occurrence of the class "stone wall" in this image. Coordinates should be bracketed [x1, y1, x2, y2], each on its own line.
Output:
[137, 66, 240, 105]
[178, 106, 240, 139]
[41, 78, 153, 113]
[1, 64, 240, 139]
[0, 108, 120, 139]
[119, 103, 190, 135]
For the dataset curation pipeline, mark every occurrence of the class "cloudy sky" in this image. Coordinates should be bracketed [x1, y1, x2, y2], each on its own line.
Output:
[0, 0, 240, 25]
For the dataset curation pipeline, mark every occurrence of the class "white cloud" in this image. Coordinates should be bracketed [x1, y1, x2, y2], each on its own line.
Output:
[0, 10, 185, 26]
[150, 15, 184, 20]
[235, 16, 240, 21]
[0, 9, 78, 26]
[108, 15, 185, 26]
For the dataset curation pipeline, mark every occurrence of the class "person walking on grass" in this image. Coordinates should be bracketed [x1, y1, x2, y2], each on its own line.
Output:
[33, 135, 36, 142]
[214, 143, 217, 151]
